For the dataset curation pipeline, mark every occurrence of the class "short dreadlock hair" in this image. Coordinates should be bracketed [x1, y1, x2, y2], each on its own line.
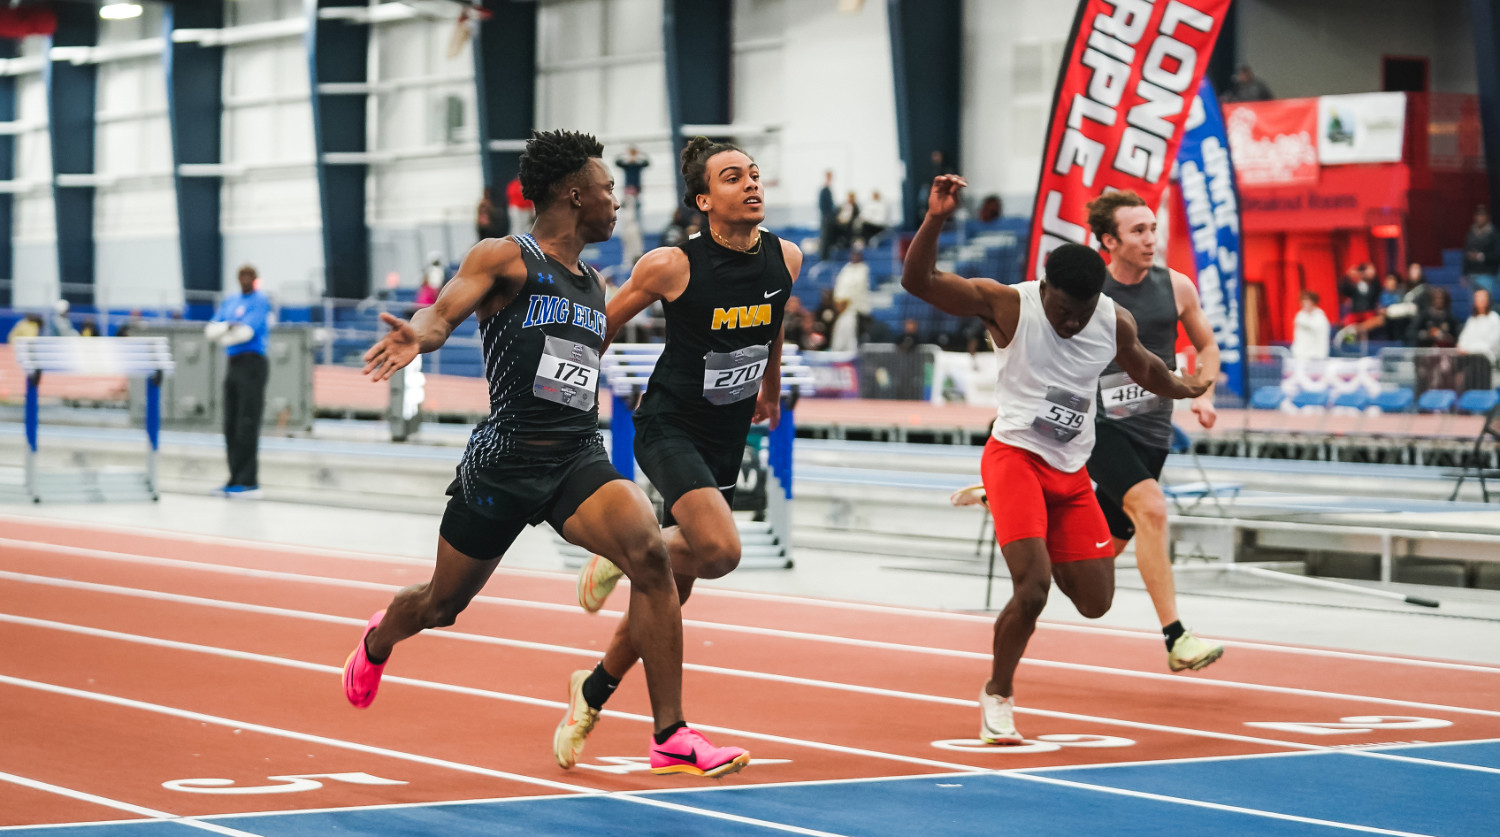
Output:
[519, 129, 605, 211]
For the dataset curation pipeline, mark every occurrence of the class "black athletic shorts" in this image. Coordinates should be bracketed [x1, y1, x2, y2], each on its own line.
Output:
[439, 436, 623, 560]
[633, 412, 743, 526]
[1086, 420, 1169, 541]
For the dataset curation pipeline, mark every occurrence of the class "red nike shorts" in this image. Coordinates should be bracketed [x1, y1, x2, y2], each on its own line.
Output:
[979, 438, 1113, 563]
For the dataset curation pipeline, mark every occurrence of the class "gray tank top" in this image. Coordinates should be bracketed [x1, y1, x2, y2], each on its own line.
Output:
[1097, 265, 1177, 449]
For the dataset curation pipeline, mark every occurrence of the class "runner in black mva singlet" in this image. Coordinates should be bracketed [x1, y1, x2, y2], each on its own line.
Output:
[553, 137, 803, 769]
[344, 129, 749, 780]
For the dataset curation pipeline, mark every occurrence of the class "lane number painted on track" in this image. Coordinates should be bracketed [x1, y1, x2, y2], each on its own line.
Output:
[577, 757, 792, 775]
[1244, 716, 1453, 736]
[163, 772, 407, 795]
[932, 734, 1136, 754]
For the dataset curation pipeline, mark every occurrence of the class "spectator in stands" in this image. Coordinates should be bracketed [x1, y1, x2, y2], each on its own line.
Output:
[1375, 272, 1405, 341]
[475, 187, 503, 241]
[1290, 290, 1330, 360]
[830, 246, 871, 352]
[660, 207, 694, 248]
[417, 252, 445, 308]
[614, 145, 650, 215]
[505, 175, 533, 236]
[813, 288, 838, 346]
[833, 192, 859, 250]
[1222, 64, 1273, 102]
[1411, 286, 1460, 349]
[78, 318, 99, 337]
[783, 296, 814, 351]
[895, 317, 921, 353]
[1338, 264, 1381, 327]
[47, 299, 78, 336]
[1464, 205, 1499, 295]
[818, 170, 837, 259]
[860, 190, 889, 245]
[1458, 288, 1500, 365]
[977, 194, 1003, 224]
[7, 313, 41, 341]
[206, 265, 272, 499]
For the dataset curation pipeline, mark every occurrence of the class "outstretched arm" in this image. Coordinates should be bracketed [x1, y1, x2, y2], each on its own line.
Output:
[1113, 307, 1209, 400]
[363, 238, 521, 381]
[604, 246, 690, 349]
[901, 174, 1016, 340]
[1173, 270, 1221, 428]
[753, 238, 805, 429]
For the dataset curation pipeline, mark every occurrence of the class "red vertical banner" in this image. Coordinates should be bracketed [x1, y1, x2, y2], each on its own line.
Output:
[1025, 0, 1232, 281]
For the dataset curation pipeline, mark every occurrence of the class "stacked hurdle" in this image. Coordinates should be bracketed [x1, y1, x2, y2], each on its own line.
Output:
[11, 337, 174, 503]
[602, 344, 815, 569]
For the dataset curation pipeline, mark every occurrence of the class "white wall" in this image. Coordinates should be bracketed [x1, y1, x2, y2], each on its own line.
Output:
[1238, 0, 1477, 98]
[12, 36, 55, 306]
[961, 0, 1076, 215]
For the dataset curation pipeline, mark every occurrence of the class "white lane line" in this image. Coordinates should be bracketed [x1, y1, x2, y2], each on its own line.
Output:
[0, 675, 855, 837]
[999, 771, 1435, 837]
[0, 770, 266, 837]
[5, 564, 1499, 723]
[8, 533, 1500, 676]
[11, 609, 1500, 781]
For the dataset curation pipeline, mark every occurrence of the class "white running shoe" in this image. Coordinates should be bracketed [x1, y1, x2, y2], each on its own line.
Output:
[553, 669, 600, 769]
[577, 554, 624, 614]
[1168, 629, 1225, 672]
[979, 689, 1024, 745]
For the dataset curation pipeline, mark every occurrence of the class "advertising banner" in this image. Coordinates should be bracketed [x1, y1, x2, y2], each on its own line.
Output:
[1223, 97, 1319, 186]
[1176, 80, 1245, 396]
[1026, 0, 1232, 281]
[1318, 92, 1407, 165]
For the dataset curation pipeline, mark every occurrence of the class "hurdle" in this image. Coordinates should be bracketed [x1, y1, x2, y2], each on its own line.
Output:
[11, 337, 174, 503]
[603, 343, 815, 569]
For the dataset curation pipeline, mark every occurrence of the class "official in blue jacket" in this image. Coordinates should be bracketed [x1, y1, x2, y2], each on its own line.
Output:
[206, 265, 271, 497]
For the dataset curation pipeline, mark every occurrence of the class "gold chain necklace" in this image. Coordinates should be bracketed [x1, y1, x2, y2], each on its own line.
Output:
[710, 225, 762, 254]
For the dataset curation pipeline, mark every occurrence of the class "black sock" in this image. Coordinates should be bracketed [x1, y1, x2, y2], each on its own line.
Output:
[581, 662, 620, 710]
[364, 633, 389, 666]
[653, 720, 687, 746]
[1162, 620, 1185, 651]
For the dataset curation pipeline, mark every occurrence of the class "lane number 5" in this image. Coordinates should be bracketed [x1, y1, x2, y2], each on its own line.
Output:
[163, 772, 406, 795]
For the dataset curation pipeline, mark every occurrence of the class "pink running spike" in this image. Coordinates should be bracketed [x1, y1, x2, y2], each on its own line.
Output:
[649, 727, 750, 778]
[342, 610, 387, 708]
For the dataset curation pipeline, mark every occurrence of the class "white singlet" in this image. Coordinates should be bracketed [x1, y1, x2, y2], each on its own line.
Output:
[990, 281, 1119, 473]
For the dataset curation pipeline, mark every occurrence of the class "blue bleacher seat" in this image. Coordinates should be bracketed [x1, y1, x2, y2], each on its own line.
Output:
[1371, 388, 1414, 413]
[1331, 390, 1371, 411]
[1291, 390, 1329, 410]
[1456, 388, 1499, 415]
[1249, 386, 1285, 410]
[1417, 388, 1457, 413]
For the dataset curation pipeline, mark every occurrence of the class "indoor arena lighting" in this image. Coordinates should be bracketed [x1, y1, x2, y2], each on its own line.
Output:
[99, 3, 144, 21]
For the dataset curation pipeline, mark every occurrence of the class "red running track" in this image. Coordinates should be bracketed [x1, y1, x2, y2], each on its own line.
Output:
[3, 514, 1499, 829]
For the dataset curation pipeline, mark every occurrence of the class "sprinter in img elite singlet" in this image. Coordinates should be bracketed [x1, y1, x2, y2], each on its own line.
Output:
[553, 137, 802, 769]
[344, 130, 749, 779]
[902, 174, 1208, 745]
[1084, 190, 1225, 674]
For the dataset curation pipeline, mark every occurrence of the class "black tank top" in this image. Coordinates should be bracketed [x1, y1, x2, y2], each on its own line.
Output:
[469, 234, 607, 454]
[1097, 265, 1178, 449]
[635, 229, 794, 440]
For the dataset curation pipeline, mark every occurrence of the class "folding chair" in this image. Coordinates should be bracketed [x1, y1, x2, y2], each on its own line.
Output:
[1448, 401, 1500, 501]
[1416, 388, 1459, 459]
[1161, 424, 1242, 516]
[1368, 387, 1415, 463]
[1243, 385, 1286, 456]
[1456, 388, 1500, 416]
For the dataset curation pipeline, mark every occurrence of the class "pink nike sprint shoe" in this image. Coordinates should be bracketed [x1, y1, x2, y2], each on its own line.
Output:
[343, 610, 387, 708]
[649, 727, 750, 778]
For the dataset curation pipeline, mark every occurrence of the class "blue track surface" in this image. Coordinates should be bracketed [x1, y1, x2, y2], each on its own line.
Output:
[12, 743, 1496, 836]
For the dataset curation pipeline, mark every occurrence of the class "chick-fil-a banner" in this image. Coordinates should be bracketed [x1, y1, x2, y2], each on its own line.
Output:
[1176, 80, 1245, 397]
[1026, 0, 1232, 281]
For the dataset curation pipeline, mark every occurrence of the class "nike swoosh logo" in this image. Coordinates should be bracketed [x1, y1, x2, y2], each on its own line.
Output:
[657, 749, 697, 763]
[1095, 540, 1111, 548]
[764, 289, 783, 298]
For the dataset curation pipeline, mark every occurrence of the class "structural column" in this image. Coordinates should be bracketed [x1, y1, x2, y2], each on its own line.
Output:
[306, 0, 369, 301]
[165, 1, 224, 319]
[662, 0, 731, 196]
[1474, 0, 1500, 209]
[886, 0, 961, 230]
[0, 40, 16, 308]
[474, 0, 536, 217]
[47, 4, 97, 306]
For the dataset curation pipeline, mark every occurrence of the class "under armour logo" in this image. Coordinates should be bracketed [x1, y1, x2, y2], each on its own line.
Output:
[539, 273, 555, 284]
